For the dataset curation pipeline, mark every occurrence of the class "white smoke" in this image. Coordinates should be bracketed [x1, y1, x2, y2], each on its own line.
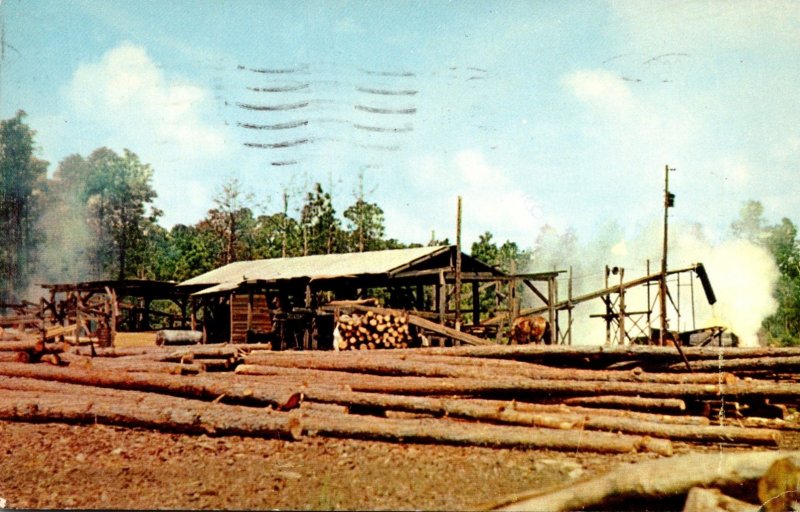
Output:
[525, 220, 779, 346]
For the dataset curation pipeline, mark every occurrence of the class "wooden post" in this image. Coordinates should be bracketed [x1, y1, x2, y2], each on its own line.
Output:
[143, 298, 151, 331]
[39, 297, 46, 343]
[437, 271, 446, 326]
[548, 275, 556, 345]
[190, 298, 197, 331]
[568, 266, 573, 346]
[416, 283, 424, 310]
[472, 281, 480, 326]
[604, 266, 611, 345]
[454, 197, 462, 331]
[74, 292, 82, 345]
[660, 165, 670, 345]
[202, 301, 208, 344]
[247, 289, 254, 334]
[618, 267, 626, 346]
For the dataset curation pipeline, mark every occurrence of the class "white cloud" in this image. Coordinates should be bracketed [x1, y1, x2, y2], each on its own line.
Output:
[562, 69, 635, 116]
[401, 149, 544, 247]
[65, 43, 228, 159]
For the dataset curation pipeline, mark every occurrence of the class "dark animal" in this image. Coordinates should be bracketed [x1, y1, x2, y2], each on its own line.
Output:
[511, 316, 552, 345]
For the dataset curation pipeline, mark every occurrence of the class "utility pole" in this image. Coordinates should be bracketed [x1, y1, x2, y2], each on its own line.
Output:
[659, 165, 675, 345]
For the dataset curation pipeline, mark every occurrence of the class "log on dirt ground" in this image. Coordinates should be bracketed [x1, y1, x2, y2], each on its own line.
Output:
[681, 487, 758, 512]
[0, 390, 303, 440]
[299, 388, 780, 446]
[59, 354, 202, 375]
[413, 344, 800, 368]
[563, 395, 687, 412]
[234, 363, 800, 403]
[0, 362, 287, 407]
[297, 408, 672, 455]
[669, 355, 800, 373]
[507, 401, 712, 426]
[491, 450, 800, 511]
[0, 376, 670, 455]
[155, 329, 203, 346]
[242, 350, 734, 385]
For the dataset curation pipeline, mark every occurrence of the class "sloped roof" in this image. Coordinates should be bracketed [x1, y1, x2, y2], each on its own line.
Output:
[180, 246, 452, 293]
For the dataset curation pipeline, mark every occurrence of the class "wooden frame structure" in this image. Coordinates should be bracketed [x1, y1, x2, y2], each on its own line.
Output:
[178, 246, 563, 348]
[37, 280, 190, 347]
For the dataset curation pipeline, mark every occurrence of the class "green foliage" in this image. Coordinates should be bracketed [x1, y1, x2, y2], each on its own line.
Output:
[83, 148, 161, 279]
[343, 198, 386, 252]
[0, 111, 48, 301]
[300, 183, 345, 255]
[732, 201, 800, 346]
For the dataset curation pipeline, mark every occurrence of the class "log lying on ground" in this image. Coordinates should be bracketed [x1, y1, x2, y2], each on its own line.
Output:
[299, 388, 780, 446]
[0, 377, 670, 455]
[0, 390, 303, 439]
[234, 363, 800, 402]
[563, 395, 687, 412]
[491, 450, 800, 511]
[412, 344, 800, 368]
[668, 355, 800, 373]
[71, 346, 166, 358]
[0, 362, 286, 407]
[682, 487, 758, 512]
[156, 329, 203, 346]
[243, 350, 733, 384]
[59, 354, 202, 375]
[506, 401, 711, 426]
[297, 408, 672, 455]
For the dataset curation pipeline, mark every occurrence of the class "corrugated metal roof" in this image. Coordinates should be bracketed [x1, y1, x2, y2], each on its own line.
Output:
[180, 246, 449, 291]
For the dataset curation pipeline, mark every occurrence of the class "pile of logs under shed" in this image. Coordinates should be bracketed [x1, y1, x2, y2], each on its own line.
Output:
[3, 337, 800, 461]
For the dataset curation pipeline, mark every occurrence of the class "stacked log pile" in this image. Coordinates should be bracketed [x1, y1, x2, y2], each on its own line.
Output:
[3, 340, 800, 457]
[334, 311, 413, 351]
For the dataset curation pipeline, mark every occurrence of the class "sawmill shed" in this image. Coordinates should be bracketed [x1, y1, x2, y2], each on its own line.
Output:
[178, 245, 561, 348]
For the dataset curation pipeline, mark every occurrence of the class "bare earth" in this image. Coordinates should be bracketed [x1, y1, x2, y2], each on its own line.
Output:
[0, 421, 679, 510]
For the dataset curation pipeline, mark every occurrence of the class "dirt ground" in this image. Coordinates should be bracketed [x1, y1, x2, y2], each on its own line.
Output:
[0, 421, 683, 511]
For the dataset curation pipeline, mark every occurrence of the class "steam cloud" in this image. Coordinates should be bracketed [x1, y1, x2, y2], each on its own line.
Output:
[525, 220, 779, 347]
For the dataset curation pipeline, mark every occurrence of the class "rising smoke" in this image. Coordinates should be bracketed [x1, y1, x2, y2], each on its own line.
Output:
[525, 219, 779, 347]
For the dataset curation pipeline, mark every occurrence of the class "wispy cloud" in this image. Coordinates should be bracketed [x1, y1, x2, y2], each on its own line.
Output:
[66, 43, 228, 158]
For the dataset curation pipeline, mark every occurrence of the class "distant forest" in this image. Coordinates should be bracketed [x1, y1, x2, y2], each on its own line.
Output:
[2, 111, 799, 345]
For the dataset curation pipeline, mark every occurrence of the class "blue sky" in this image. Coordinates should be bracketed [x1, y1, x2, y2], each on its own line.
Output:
[2, 0, 799, 253]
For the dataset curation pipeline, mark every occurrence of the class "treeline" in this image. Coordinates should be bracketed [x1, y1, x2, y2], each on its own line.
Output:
[2, 111, 799, 345]
[0, 112, 437, 300]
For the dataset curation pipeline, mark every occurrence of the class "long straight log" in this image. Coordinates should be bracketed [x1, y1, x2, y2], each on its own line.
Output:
[0, 390, 302, 439]
[59, 355, 202, 375]
[0, 362, 285, 407]
[297, 409, 672, 455]
[493, 450, 800, 511]
[242, 351, 733, 384]
[233, 364, 800, 402]
[563, 395, 687, 412]
[668, 356, 800, 373]
[412, 344, 800, 366]
[0, 377, 670, 455]
[299, 388, 778, 446]
[505, 401, 711, 426]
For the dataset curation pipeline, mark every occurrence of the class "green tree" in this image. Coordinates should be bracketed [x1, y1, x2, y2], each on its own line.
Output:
[343, 198, 386, 252]
[206, 177, 257, 265]
[300, 183, 343, 255]
[0, 111, 48, 301]
[83, 148, 161, 280]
